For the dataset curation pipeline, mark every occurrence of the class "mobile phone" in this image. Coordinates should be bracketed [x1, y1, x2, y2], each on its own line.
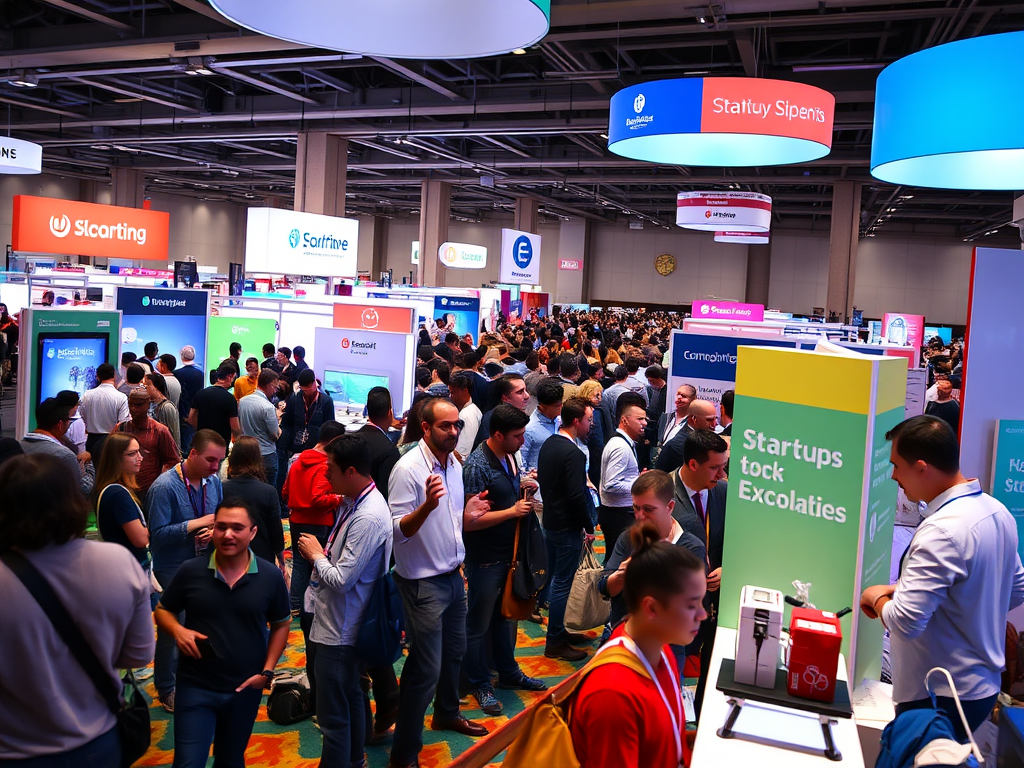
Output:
[195, 638, 219, 661]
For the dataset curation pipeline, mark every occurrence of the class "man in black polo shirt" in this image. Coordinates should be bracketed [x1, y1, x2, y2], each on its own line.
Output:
[155, 500, 290, 767]
[461, 405, 548, 717]
[187, 365, 242, 447]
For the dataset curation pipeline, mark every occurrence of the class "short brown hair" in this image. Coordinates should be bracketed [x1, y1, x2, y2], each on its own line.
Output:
[561, 396, 592, 428]
[191, 428, 227, 454]
[0, 454, 88, 550]
[257, 369, 279, 389]
[631, 469, 674, 504]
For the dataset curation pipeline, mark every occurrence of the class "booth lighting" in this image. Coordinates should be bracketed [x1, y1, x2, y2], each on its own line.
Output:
[871, 30, 1024, 190]
[207, 0, 551, 59]
[715, 231, 770, 244]
[10, 73, 38, 88]
[608, 77, 835, 167]
[676, 191, 772, 233]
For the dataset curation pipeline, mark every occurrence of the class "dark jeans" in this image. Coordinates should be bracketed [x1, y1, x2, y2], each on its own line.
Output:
[391, 569, 468, 765]
[261, 452, 278, 490]
[687, 615, 717, 720]
[85, 433, 108, 459]
[153, 570, 182, 699]
[275, 446, 291, 498]
[597, 505, 634, 565]
[4, 727, 120, 767]
[463, 561, 520, 691]
[545, 528, 583, 646]
[172, 683, 263, 768]
[361, 665, 400, 737]
[290, 523, 331, 614]
[896, 693, 998, 743]
[179, 421, 194, 458]
[316, 644, 365, 767]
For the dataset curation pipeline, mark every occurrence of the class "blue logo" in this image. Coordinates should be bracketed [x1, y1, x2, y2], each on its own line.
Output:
[288, 229, 300, 248]
[142, 296, 150, 307]
[513, 235, 533, 269]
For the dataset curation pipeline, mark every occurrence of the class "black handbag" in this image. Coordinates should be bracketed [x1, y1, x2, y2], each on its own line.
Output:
[1, 550, 151, 767]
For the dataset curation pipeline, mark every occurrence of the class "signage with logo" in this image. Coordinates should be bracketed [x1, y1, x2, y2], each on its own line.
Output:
[12, 195, 170, 261]
[245, 207, 359, 278]
[206, 316, 279, 377]
[991, 420, 1024, 561]
[693, 300, 766, 322]
[313, 327, 417, 417]
[500, 228, 541, 285]
[435, 295, 481, 342]
[411, 240, 420, 265]
[111, 266, 174, 279]
[715, 231, 770, 245]
[0, 137, 42, 175]
[676, 191, 772, 232]
[333, 302, 416, 334]
[116, 286, 210, 373]
[438, 241, 487, 270]
[559, 258, 582, 271]
[882, 312, 925, 351]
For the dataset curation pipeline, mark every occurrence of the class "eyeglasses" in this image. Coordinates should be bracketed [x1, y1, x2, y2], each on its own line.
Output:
[436, 420, 465, 432]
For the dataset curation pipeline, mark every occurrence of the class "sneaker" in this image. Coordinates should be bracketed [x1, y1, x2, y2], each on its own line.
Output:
[497, 673, 548, 692]
[160, 690, 175, 714]
[472, 688, 503, 716]
[544, 642, 587, 662]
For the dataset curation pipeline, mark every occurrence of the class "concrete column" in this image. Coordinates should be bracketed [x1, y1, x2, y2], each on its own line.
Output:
[370, 216, 389, 279]
[111, 168, 146, 209]
[514, 197, 539, 234]
[580, 220, 595, 304]
[826, 180, 862, 322]
[745, 243, 772, 306]
[553, 219, 588, 305]
[417, 180, 452, 287]
[294, 132, 348, 216]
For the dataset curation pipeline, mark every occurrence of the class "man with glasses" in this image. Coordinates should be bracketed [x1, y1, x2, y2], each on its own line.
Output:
[387, 398, 491, 768]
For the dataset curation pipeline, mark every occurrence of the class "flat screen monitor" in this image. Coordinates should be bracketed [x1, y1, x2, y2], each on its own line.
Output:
[322, 369, 389, 411]
[924, 326, 952, 345]
[37, 333, 110, 405]
[851, 308, 864, 327]
[869, 320, 882, 343]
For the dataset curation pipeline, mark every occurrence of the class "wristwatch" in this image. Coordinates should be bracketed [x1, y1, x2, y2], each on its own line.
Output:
[260, 669, 274, 686]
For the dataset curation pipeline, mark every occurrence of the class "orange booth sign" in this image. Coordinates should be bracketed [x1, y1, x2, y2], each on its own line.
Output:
[12, 195, 170, 261]
[333, 303, 415, 334]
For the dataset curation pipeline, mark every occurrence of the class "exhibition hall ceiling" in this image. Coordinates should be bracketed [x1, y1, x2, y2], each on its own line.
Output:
[1, 0, 1022, 244]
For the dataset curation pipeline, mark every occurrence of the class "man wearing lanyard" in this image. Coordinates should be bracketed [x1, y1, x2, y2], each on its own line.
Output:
[279, 369, 335, 493]
[598, 394, 648, 565]
[147, 428, 227, 713]
[671, 428, 729, 718]
[387, 398, 491, 768]
[356, 387, 401, 501]
[297, 434, 393, 768]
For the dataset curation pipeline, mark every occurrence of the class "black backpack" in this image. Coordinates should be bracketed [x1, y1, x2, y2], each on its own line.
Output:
[266, 673, 312, 725]
[513, 511, 549, 600]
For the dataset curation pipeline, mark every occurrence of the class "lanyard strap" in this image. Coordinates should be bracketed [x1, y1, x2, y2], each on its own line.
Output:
[176, 463, 205, 519]
[301, 393, 320, 426]
[324, 481, 377, 559]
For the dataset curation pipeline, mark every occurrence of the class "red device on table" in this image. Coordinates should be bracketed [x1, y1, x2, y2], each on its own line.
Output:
[787, 607, 842, 703]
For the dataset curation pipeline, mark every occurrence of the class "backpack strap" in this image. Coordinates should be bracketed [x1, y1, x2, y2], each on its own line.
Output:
[559, 645, 651, 712]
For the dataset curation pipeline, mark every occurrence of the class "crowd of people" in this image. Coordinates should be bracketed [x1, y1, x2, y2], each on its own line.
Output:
[1, 305, 1017, 768]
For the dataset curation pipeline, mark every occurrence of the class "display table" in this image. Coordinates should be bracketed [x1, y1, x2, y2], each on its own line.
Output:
[691, 628, 866, 767]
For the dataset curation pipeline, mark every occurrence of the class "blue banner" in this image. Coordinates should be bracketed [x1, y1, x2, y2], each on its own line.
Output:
[117, 287, 209, 370]
[435, 296, 480, 342]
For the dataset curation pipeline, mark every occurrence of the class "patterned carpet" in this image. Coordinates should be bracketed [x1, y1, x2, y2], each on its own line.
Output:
[137, 526, 606, 768]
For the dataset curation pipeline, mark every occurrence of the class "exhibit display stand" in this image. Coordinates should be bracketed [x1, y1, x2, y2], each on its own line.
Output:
[313, 327, 417, 418]
[206, 315, 279, 374]
[116, 286, 210, 376]
[16, 307, 123, 437]
[719, 345, 907, 688]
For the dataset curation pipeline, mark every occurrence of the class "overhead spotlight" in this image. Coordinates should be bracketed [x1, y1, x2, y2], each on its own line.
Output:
[185, 57, 215, 76]
[512, 48, 527, 55]
[10, 72, 39, 88]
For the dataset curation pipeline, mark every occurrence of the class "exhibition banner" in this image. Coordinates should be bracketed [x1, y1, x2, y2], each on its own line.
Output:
[16, 307, 122, 436]
[992, 420, 1024, 561]
[0, 137, 42, 174]
[313, 327, 417, 417]
[245, 207, 359, 278]
[206, 316, 278, 376]
[435, 296, 481, 342]
[117, 287, 209, 375]
[500, 228, 541, 285]
[719, 346, 907, 686]
[692, 299, 765, 321]
[882, 312, 925, 350]
[559, 258, 582, 271]
[11, 195, 170, 261]
[438, 242, 487, 270]
[676, 191, 772, 232]
[333, 302, 416, 334]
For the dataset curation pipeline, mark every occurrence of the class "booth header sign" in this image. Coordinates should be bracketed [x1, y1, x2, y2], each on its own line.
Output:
[438, 242, 487, 270]
[693, 300, 765, 321]
[11, 195, 171, 261]
[333, 302, 416, 334]
[676, 191, 772, 232]
[0, 137, 42, 175]
[245, 207, 358, 278]
[500, 228, 541, 285]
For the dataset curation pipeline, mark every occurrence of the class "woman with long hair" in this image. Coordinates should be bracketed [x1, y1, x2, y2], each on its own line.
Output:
[93, 432, 150, 568]
[223, 435, 286, 567]
[399, 397, 428, 455]
[570, 521, 707, 768]
[145, 371, 181, 456]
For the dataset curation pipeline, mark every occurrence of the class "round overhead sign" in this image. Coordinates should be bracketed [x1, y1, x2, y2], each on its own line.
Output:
[676, 192, 772, 232]
[871, 30, 1024, 189]
[208, 0, 550, 59]
[438, 242, 487, 270]
[608, 77, 835, 167]
[715, 231, 770, 244]
[0, 137, 42, 175]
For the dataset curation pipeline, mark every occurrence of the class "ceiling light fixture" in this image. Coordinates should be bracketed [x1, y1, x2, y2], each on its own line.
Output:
[10, 73, 38, 88]
[512, 48, 527, 55]
[207, 0, 550, 59]
[185, 57, 215, 76]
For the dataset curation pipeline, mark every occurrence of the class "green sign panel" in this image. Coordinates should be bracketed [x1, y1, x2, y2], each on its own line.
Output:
[206, 316, 279, 376]
[992, 420, 1024, 561]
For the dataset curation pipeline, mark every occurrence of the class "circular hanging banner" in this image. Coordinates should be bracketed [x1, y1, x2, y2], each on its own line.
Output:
[715, 231, 770, 244]
[0, 137, 42, 175]
[676, 192, 772, 232]
[208, 0, 550, 59]
[438, 242, 487, 270]
[608, 77, 834, 167]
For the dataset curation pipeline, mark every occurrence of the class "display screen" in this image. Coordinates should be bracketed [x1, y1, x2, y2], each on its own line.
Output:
[37, 333, 109, 405]
[924, 326, 952, 344]
[117, 287, 209, 373]
[322, 369, 389, 410]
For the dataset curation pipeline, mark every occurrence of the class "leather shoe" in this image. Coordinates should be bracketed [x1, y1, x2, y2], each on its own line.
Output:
[430, 713, 489, 737]
[566, 631, 594, 646]
[545, 642, 587, 661]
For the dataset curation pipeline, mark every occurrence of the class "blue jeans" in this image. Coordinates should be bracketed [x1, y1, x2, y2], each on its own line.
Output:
[289, 523, 331, 614]
[261, 452, 278, 490]
[544, 528, 583, 646]
[315, 644, 366, 767]
[179, 421, 195, 457]
[391, 570, 468, 765]
[896, 693, 998, 744]
[4, 727, 120, 767]
[462, 561, 520, 690]
[172, 684, 263, 768]
[153, 570, 182, 699]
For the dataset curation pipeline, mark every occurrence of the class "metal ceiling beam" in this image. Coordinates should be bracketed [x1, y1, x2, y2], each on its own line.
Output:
[209, 66, 318, 104]
[32, 0, 137, 33]
[302, 69, 355, 94]
[67, 75, 199, 111]
[370, 58, 463, 101]
[733, 30, 759, 77]
[0, 94, 85, 118]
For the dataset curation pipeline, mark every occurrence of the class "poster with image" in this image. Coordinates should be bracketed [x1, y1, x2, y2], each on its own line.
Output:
[37, 334, 108, 404]
[434, 296, 480, 343]
[117, 287, 209, 372]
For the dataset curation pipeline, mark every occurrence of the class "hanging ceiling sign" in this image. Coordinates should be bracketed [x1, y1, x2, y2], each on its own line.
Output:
[676, 192, 772, 232]
[715, 231, 771, 244]
[208, 0, 550, 59]
[0, 137, 42, 175]
[871, 30, 1024, 190]
[608, 77, 834, 167]
[438, 242, 488, 270]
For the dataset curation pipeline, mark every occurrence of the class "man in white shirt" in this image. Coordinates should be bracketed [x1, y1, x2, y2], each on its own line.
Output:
[861, 415, 1024, 741]
[450, 372, 482, 458]
[387, 398, 491, 768]
[598, 393, 647, 564]
[78, 362, 129, 457]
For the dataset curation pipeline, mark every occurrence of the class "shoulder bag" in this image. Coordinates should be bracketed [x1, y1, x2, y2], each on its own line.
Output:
[501, 518, 538, 620]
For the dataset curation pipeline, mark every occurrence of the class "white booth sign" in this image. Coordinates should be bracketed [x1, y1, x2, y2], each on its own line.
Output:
[245, 207, 359, 277]
[500, 228, 541, 285]
[676, 191, 772, 233]
[439, 242, 487, 269]
[0, 137, 42, 175]
[313, 326, 416, 418]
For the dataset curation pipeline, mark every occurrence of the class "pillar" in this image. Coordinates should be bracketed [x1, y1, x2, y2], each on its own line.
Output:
[514, 196, 539, 234]
[294, 132, 348, 216]
[580, 220, 595, 304]
[554, 219, 588, 305]
[826, 180, 862, 322]
[417, 180, 452, 287]
[370, 216, 389, 279]
[111, 168, 145, 209]
[745, 243, 772, 306]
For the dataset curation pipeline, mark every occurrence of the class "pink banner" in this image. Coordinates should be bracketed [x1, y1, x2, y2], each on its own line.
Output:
[559, 258, 582, 271]
[882, 312, 926, 350]
[692, 299, 765, 321]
